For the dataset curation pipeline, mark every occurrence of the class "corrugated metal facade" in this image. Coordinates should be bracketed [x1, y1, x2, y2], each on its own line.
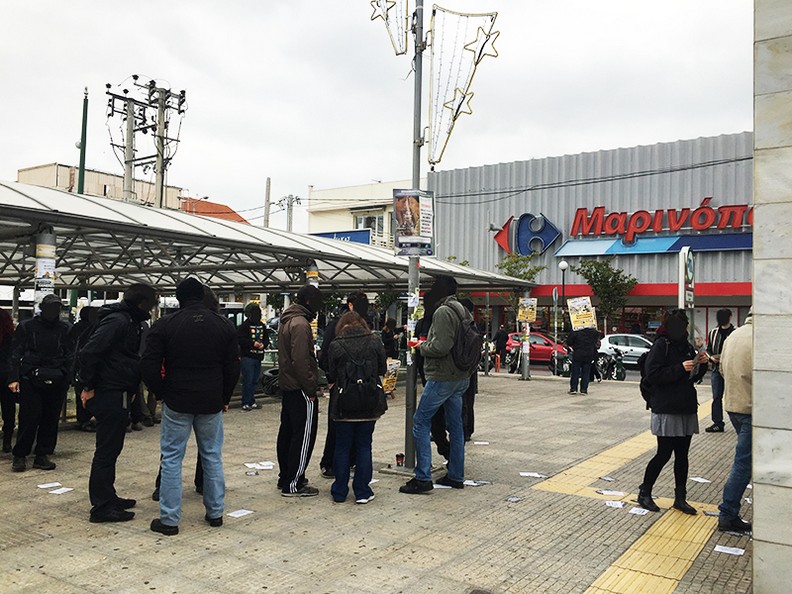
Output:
[429, 132, 753, 298]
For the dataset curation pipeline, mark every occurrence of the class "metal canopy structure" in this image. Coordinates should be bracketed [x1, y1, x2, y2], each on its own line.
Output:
[0, 181, 530, 293]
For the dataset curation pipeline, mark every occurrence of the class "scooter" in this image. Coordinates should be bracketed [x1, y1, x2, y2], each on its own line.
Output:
[595, 347, 627, 381]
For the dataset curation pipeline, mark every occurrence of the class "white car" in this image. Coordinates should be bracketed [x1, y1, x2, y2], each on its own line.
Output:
[599, 334, 653, 366]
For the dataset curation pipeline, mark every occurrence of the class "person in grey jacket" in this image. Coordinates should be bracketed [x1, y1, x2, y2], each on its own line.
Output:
[401, 275, 472, 494]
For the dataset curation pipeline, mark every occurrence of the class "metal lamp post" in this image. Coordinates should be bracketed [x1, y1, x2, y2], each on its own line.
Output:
[559, 260, 569, 331]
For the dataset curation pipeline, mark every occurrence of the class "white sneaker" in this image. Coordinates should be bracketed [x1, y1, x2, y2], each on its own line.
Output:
[241, 405, 252, 411]
[249, 402, 260, 409]
[355, 494, 375, 505]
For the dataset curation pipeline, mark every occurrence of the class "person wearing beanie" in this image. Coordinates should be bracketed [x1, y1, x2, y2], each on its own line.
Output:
[8, 294, 73, 472]
[705, 308, 735, 433]
[142, 278, 240, 535]
[237, 302, 270, 411]
[276, 284, 322, 497]
[78, 283, 157, 522]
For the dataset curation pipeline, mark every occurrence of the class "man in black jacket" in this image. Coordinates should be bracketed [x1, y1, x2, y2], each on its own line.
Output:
[68, 306, 98, 432]
[705, 308, 735, 433]
[565, 326, 601, 395]
[9, 293, 73, 472]
[237, 303, 269, 411]
[79, 284, 157, 522]
[142, 278, 240, 535]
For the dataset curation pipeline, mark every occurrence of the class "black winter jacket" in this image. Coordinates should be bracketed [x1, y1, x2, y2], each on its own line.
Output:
[78, 301, 148, 392]
[565, 327, 601, 363]
[645, 330, 706, 415]
[141, 302, 241, 414]
[237, 318, 269, 361]
[9, 315, 73, 385]
[326, 326, 387, 421]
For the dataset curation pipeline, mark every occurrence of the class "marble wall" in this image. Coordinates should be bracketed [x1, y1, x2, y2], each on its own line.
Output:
[753, 0, 792, 590]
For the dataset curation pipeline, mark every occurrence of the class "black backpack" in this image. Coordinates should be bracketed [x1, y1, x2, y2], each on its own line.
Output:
[445, 302, 482, 375]
[336, 343, 386, 418]
[638, 338, 669, 409]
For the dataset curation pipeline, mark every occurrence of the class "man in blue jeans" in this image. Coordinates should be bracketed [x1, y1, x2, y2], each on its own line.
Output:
[237, 303, 269, 411]
[565, 326, 601, 395]
[141, 278, 240, 535]
[717, 311, 752, 534]
[705, 308, 735, 432]
[401, 276, 472, 494]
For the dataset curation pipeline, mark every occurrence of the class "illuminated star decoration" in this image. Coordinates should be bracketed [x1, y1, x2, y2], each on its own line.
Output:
[443, 87, 475, 122]
[463, 27, 500, 65]
[370, 0, 395, 22]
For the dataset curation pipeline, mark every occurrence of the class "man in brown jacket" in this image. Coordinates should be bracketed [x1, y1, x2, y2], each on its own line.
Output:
[717, 312, 752, 534]
[276, 284, 322, 497]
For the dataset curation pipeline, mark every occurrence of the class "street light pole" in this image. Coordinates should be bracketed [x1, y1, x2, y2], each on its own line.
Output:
[559, 260, 569, 332]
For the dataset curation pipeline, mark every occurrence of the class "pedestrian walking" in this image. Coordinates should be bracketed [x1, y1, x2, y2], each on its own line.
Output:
[325, 311, 387, 504]
[79, 284, 156, 522]
[705, 308, 735, 433]
[1, 307, 17, 453]
[566, 326, 601, 394]
[238, 303, 269, 411]
[717, 311, 753, 533]
[9, 294, 72, 472]
[276, 284, 323, 497]
[400, 275, 472, 494]
[637, 309, 708, 514]
[142, 278, 240, 535]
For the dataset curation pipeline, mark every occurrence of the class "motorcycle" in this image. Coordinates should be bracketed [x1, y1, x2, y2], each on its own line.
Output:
[478, 340, 497, 372]
[548, 352, 571, 377]
[595, 347, 627, 381]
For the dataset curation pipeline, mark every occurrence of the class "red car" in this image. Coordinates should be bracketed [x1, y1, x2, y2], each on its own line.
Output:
[506, 331, 567, 363]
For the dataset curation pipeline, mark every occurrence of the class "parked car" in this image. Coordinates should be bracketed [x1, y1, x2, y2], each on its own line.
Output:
[599, 334, 653, 367]
[505, 331, 567, 363]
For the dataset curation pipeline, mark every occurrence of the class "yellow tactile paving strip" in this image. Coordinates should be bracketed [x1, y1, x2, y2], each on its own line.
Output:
[532, 406, 719, 593]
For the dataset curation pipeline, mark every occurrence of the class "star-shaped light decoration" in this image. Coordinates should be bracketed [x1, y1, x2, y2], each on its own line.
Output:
[443, 87, 475, 121]
[370, 0, 396, 22]
[463, 26, 500, 65]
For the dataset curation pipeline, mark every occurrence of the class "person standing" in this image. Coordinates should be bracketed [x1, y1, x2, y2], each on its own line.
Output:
[277, 284, 323, 497]
[238, 303, 269, 411]
[79, 284, 157, 522]
[381, 318, 403, 360]
[705, 309, 735, 433]
[318, 291, 368, 479]
[717, 312, 753, 533]
[493, 324, 509, 372]
[400, 275, 472, 494]
[69, 306, 99, 432]
[325, 311, 387, 504]
[142, 278, 240, 536]
[0, 307, 16, 453]
[9, 294, 72, 471]
[566, 326, 601, 395]
[637, 309, 709, 514]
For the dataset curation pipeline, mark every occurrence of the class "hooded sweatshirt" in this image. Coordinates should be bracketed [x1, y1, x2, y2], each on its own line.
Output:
[277, 303, 319, 395]
[420, 295, 471, 382]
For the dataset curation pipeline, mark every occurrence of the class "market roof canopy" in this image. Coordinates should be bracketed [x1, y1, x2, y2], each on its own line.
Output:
[0, 181, 530, 293]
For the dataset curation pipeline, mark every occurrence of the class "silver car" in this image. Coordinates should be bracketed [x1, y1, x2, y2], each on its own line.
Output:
[599, 334, 653, 366]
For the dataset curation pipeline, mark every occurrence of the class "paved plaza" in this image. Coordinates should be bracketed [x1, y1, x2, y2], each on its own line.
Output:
[0, 372, 751, 593]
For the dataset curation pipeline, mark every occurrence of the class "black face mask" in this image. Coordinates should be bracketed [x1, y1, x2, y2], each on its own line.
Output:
[249, 310, 262, 323]
[666, 317, 688, 341]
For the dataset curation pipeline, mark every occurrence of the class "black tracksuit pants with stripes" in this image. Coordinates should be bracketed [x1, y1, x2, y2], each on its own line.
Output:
[277, 389, 318, 494]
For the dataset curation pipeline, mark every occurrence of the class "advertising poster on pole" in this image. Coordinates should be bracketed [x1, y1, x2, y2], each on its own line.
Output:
[393, 189, 434, 256]
[567, 296, 597, 330]
[517, 297, 537, 323]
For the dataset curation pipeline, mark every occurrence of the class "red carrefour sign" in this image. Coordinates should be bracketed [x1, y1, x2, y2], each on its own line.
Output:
[570, 198, 753, 243]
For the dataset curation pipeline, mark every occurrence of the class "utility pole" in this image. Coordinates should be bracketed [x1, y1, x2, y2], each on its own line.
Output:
[106, 75, 187, 208]
[403, 0, 425, 471]
[263, 177, 271, 228]
[77, 88, 88, 194]
[278, 194, 301, 232]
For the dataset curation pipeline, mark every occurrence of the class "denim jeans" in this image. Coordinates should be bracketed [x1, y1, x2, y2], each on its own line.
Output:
[240, 357, 262, 406]
[570, 361, 591, 393]
[159, 403, 225, 526]
[413, 377, 469, 483]
[718, 412, 752, 520]
[710, 369, 725, 427]
[331, 420, 375, 502]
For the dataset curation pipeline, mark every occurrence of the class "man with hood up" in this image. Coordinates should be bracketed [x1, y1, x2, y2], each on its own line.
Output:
[9, 293, 73, 472]
[277, 284, 322, 497]
[78, 283, 157, 523]
[237, 302, 269, 411]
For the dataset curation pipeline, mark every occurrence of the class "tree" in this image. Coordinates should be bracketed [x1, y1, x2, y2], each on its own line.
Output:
[570, 257, 638, 331]
[496, 252, 545, 327]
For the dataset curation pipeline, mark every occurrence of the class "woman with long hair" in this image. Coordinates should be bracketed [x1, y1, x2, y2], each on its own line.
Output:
[325, 311, 387, 504]
[638, 309, 709, 514]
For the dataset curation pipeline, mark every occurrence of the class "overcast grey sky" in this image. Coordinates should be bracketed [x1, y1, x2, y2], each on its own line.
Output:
[0, 1, 752, 228]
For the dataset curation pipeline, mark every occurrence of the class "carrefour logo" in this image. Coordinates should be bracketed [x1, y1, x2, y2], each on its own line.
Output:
[494, 213, 562, 255]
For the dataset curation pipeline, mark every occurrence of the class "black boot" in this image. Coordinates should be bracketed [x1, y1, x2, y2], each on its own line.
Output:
[637, 484, 660, 512]
[673, 488, 697, 515]
[2, 432, 12, 454]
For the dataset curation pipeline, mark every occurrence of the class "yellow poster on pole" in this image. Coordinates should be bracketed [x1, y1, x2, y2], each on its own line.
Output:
[567, 296, 597, 330]
[517, 297, 537, 323]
